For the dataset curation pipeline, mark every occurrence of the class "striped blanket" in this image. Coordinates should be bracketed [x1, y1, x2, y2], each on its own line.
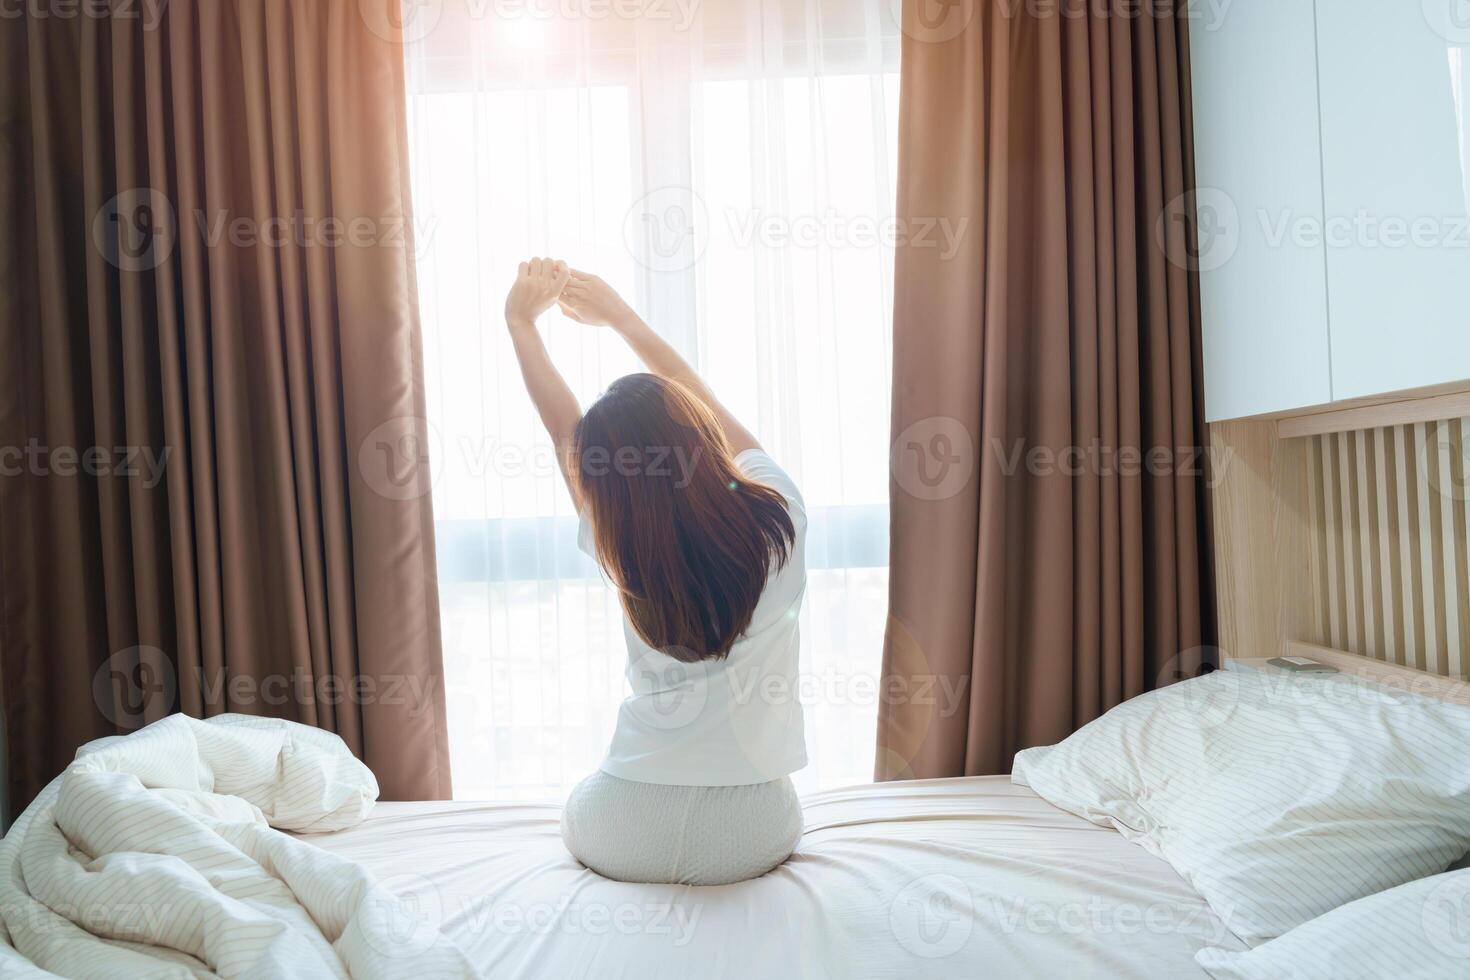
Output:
[0, 714, 476, 978]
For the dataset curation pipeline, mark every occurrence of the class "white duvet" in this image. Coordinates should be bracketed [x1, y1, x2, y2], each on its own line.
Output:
[0, 714, 476, 979]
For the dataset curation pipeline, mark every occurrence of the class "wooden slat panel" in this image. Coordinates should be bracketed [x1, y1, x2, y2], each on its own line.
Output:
[1308, 437, 1330, 644]
[1356, 429, 1378, 656]
[1393, 425, 1417, 669]
[1322, 435, 1342, 650]
[1339, 431, 1361, 652]
[1373, 427, 1397, 665]
[1415, 422, 1440, 674]
[1437, 422, 1462, 673]
[1303, 417, 1470, 679]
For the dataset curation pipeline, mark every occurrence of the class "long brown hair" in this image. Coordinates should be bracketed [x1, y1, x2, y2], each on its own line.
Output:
[572, 374, 796, 663]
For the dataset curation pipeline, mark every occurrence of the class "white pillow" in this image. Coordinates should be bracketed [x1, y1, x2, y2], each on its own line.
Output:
[1012, 665, 1470, 945]
[1195, 869, 1470, 979]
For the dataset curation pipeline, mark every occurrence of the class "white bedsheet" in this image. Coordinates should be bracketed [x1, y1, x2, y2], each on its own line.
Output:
[305, 776, 1244, 979]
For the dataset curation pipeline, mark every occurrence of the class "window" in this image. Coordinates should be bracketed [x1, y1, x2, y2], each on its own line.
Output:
[405, 0, 899, 800]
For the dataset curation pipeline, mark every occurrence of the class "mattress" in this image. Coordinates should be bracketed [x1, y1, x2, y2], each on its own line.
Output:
[303, 776, 1243, 978]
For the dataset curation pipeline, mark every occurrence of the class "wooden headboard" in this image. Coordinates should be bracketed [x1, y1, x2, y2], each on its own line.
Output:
[1211, 381, 1470, 682]
[1280, 641, 1470, 707]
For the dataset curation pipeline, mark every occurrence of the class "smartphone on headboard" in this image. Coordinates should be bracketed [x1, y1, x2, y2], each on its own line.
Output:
[1267, 656, 1340, 674]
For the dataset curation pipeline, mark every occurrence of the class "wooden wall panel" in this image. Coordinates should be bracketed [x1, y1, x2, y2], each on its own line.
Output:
[1208, 419, 1320, 661]
[1305, 418, 1470, 678]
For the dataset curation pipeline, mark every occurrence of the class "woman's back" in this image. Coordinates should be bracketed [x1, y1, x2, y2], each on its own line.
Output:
[581, 448, 809, 787]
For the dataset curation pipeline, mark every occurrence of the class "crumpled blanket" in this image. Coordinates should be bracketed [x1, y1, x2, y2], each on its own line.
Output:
[0, 714, 477, 978]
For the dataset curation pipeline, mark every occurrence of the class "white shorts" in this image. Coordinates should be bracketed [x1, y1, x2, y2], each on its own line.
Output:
[560, 771, 803, 885]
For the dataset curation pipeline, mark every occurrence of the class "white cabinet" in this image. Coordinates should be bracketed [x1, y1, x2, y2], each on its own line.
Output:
[1314, 0, 1470, 400]
[1192, 0, 1470, 420]
[1191, 0, 1333, 422]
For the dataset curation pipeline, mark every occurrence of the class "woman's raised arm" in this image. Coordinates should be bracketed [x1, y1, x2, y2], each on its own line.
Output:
[504, 257, 582, 497]
[558, 270, 760, 456]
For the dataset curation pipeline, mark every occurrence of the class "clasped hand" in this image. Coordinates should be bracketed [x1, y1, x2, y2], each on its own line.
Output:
[504, 257, 636, 331]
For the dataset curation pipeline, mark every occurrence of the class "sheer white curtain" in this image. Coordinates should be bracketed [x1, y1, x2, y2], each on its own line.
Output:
[403, 0, 899, 800]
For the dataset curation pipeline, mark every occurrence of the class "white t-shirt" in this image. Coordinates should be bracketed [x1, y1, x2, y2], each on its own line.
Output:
[577, 449, 808, 786]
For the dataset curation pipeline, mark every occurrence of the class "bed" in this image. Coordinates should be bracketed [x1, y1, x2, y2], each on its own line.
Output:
[301, 776, 1243, 979]
[0, 726, 1242, 978]
[9, 654, 1466, 980]
[6, 393, 1466, 978]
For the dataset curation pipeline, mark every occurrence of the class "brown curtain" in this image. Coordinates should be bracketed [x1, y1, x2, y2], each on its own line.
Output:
[878, 0, 1215, 781]
[0, 0, 451, 822]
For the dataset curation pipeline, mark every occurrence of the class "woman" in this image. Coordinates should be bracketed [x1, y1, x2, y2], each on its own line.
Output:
[503, 257, 807, 886]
